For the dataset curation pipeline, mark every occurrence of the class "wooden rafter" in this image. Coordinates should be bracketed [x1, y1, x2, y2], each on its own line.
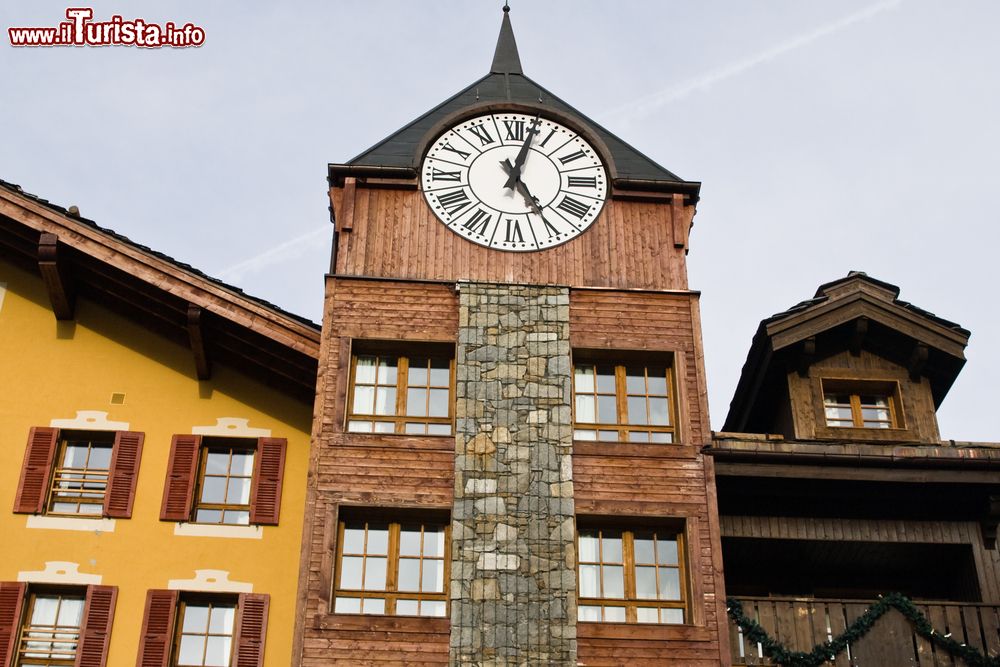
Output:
[850, 316, 868, 356]
[37, 232, 75, 320]
[796, 336, 816, 378]
[186, 304, 212, 381]
[909, 342, 929, 381]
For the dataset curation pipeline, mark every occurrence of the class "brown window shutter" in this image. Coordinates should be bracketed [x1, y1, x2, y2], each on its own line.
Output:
[104, 432, 144, 518]
[0, 582, 27, 667]
[233, 593, 269, 667]
[159, 435, 201, 521]
[76, 585, 117, 667]
[135, 589, 177, 667]
[13, 427, 60, 514]
[249, 438, 286, 526]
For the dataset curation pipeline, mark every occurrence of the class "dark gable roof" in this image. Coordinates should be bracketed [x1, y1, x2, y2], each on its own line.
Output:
[723, 272, 971, 432]
[332, 9, 697, 194]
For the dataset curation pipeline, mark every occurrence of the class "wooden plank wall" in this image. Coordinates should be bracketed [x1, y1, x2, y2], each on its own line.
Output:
[332, 185, 690, 291]
[570, 290, 728, 666]
[298, 278, 458, 666]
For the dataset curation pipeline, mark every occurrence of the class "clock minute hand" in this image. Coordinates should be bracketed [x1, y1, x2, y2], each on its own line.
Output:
[503, 113, 541, 190]
[501, 159, 544, 216]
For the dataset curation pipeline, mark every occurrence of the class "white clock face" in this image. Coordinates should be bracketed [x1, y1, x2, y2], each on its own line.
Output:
[421, 111, 608, 251]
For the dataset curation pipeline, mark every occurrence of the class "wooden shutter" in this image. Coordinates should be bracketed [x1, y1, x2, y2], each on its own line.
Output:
[233, 593, 269, 667]
[13, 427, 59, 514]
[135, 590, 177, 667]
[76, 585, 117, 667]
[249, 438, 286, 525]
[104, 432, 144, 518]
[0, 582, 26, 667]
[159, 435, 201, 521]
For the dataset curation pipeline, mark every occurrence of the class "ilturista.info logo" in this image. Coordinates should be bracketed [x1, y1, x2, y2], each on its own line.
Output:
[8, 8, 205, 48]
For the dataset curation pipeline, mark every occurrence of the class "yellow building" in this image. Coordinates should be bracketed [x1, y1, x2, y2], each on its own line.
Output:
[0, 180, 319, 666]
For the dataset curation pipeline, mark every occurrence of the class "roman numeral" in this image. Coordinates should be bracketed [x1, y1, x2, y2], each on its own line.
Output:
[541, 213, 560, 238]
[505, 218, 524, 244]
[556, 195, 590, 219]
[431, 167, 461, 182]
[539, 128, 557, 148]
[462, 208, 492, 236]
[439, 141, 471, 161]
[567, 176, 597, 188]
[559, 150, 587, 165]
[467, 123, 495, 147]
[503, 119, 525, 141]
[436, 189, 472, 217]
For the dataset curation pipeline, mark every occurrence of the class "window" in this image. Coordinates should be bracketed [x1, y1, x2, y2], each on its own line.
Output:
[333, 520, 448, 617]
[14, 428, 143, 519]
[577, 528, 687, 624]
[822, 379, 902, 429]
[46, 434, 113, 517]
[193, 443, 255, 525]
[16, 591, 85, 666]
[159, 435, 286, 526]
[173, 599, 236, 667]
[347, 352, 453, 435]
[573, 361, 675, 443]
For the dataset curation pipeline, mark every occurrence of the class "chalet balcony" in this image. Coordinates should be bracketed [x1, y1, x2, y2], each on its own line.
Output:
[728, 596, 1000, 666]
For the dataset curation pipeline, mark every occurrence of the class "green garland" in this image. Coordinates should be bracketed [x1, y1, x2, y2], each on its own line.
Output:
[727, 593, 1000, 667]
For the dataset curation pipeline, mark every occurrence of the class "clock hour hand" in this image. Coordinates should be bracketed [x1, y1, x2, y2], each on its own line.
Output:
[503, 112, 541, 190]
[500, 159, 544, 216]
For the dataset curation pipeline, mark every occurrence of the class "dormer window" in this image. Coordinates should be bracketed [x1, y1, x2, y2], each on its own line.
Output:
[822, 379, 902, 430]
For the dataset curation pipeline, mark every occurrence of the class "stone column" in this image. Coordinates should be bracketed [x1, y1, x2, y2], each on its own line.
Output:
[450, 282, 577, 666]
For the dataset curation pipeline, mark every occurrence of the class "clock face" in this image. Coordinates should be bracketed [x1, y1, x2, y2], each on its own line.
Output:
[420, 111, 608, 251]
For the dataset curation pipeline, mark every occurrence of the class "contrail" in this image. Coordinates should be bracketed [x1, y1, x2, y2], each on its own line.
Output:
[215, 225, 329, 282]
[602, 0, 902, 122]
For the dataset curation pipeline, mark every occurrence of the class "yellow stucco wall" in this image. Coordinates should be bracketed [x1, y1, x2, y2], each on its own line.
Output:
[0, 261, 313, 666]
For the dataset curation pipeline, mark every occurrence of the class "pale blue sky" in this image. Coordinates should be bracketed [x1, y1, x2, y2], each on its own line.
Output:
[2, 1, 997, 440]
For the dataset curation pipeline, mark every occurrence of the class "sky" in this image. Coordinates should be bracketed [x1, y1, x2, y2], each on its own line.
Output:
[1, 1, 997, 441]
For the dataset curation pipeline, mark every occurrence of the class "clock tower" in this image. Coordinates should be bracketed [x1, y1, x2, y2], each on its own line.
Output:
[295, 8, 729, 665]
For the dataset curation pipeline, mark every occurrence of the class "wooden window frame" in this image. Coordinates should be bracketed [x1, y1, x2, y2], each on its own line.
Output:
[576, 527, 689, 625]
[191, 438, 256, 526]
[572, 359, 678, 444]
[170, 595, 237, 667]
[345, 349, 455, 436]
[821, 378, 905, 430]
[332, 519, 450, 617]
[45, 432, 114, 518]
[15, 587, 86, 667]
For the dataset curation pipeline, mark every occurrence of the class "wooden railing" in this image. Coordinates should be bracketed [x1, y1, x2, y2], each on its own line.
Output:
[729, 596, 1000, 666]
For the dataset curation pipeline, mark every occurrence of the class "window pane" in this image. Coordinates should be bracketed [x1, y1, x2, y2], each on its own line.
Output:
[396, 599, 419, 616]
[362, 598, 385, 615]
[648, 398, 670, 425]
[342, 527, 365, 553]
[422, 559, 444, 592]
[340, 557, 363, 589]
[626, 396, 648, 425]
[398, 559, 420, 592]
[376, 358, 398, 384]
[663, 607, 685, 624]
[208, 606, 235, 633]
[406, 388, 427, 416]
[177, 635, 205, 665]
[595, 367, 616, 393]
[355, 356, 377, 383]
[424, 528, 445, 557]
[79, 503, 103, 515]
[604, 606, 626, 622]
[200, 477, 226, 504]
[422, 600, 447, 617]
[578, 534, 599, 562]
[353, 386, 375, 414]
[636, 607, 659, 623]
[603, 566, 624, 598]
[635, 566, 657, 599]
[226, 478, 251, 504]
[575, 396, 595, 423]
[31, 597, 59, 625]
[222, 510, 250, 525]
[347, 420, 373, 433]
[364, 557, 387, 590]
[602, 535, 623, 563]
[579, 564, 600, 597]
[56, 597, 84, 626]
[373, 421, 395, 433]
[574, 429, 596, 441]
[230, 452, 254, 476]
[578, 605, 601, 622]
[634, 538, 655, 564]
[646, 373, 668, 396]
[428, 389, 449, 417]
[625, 368, 646, 394]
[64, 444, 89, 468]
[88, 445, 113, 469]
[195, 509, 222, 524]
[374, 388, 397, 415]
[574, 366, 595, 393]
[861, 395, 889, 408]
[205, 452, 229, 475]
[367, 527, 389, 554]
[658, 538, 679, 566]
[334, 597, 361, 614]
[427, 423, 452, 435]
[659, 568, 681, 600]
[650, 432, 672, 444]
[399, 529, 422, 556]
[404, 422, 427, 435]
[597, 396, 617, 424]
[408, 360, 428, 386]
[204, 636, 231, 667]
[429, 359, 450, 386]
[598, 430, 619, 441]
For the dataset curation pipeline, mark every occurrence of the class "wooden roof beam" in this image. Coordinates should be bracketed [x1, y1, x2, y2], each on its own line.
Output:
[981, 495, 1000, 550]
[796, 336, 815, 378]
[850, 316, 868, 356]
[909, 341, 929, 381]
[37, 232, 75, 320]
[186, 304, 211, 381]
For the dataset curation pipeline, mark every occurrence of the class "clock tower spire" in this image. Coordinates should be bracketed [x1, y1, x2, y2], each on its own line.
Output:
[490, 4, 523, 75]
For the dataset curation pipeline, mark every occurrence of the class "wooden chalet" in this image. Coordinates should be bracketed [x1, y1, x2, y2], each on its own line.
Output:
[711, 272, 1000, 666]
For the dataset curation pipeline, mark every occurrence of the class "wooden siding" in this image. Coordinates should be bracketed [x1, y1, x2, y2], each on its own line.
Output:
[331, 184, 691, 290]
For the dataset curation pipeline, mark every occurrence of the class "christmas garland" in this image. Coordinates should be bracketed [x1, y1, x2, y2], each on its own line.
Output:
[727, 593, 1000, 667]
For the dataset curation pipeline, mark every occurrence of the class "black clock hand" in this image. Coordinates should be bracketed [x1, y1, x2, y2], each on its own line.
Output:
[503, 113, 541, 190]
[501, 159, 544, 216]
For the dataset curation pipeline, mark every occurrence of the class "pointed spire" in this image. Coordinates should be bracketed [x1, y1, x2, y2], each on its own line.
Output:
[490, 4, 523, 75]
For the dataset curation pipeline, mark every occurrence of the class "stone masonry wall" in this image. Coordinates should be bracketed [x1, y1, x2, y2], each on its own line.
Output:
[450, 282, 577, 666]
